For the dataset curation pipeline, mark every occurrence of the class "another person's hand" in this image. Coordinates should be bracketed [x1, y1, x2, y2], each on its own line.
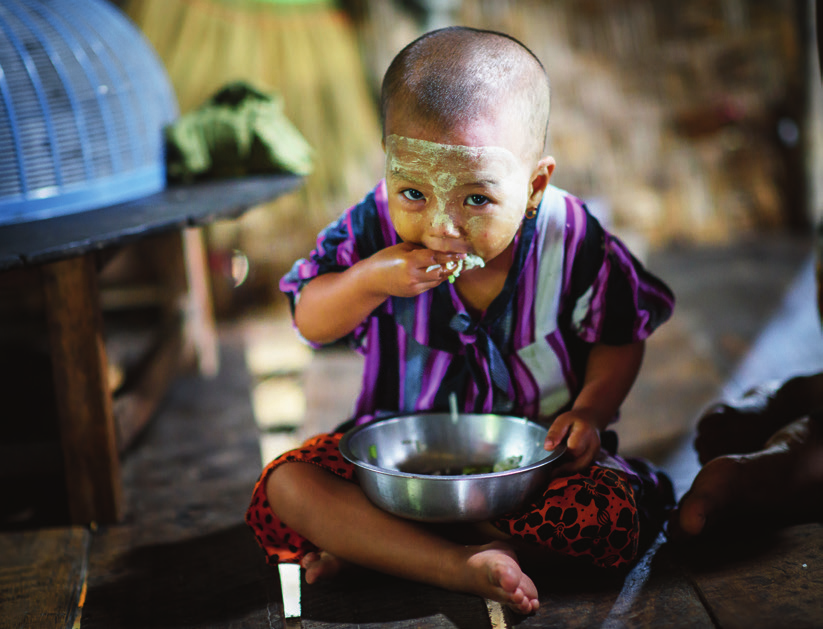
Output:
[544, 410, 602, 474]
[368, 242, 464, 298]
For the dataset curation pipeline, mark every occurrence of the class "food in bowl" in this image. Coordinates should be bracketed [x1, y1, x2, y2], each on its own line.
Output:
[339, 413, 566, 522]
[399, 454, 523, 476]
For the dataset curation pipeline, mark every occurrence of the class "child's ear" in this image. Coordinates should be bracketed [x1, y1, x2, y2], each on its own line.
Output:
[527, 156, 556, 209]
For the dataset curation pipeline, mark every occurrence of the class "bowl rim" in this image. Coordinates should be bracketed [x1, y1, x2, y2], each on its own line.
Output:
[338, 412, 566, 480]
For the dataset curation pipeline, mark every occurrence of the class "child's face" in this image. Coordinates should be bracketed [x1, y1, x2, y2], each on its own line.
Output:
[383, 115, 552, 264]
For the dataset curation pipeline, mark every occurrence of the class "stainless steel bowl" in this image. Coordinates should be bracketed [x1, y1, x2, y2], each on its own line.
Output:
[338, 413, 566, 522]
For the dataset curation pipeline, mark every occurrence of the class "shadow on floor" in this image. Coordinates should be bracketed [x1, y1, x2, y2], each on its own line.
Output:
[82, 523, 281, 629]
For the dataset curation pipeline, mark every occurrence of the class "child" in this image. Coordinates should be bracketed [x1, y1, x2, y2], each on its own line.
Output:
[247, 26, 675, 614]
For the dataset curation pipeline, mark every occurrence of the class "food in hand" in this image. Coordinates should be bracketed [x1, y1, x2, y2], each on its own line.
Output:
[447, 254, 485, 283]
[426, 254, 485, 281]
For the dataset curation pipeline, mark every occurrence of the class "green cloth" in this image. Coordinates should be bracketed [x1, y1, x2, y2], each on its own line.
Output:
[165, 81, 314, 182]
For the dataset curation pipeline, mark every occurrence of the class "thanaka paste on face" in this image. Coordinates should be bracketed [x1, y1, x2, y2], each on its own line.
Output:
[384, 134, 528, 257]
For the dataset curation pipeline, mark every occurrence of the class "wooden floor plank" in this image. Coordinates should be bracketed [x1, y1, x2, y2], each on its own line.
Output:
[0, 527, 89, 629]
[81, 523, 284, 629]
[599, 536, 715, 628]
[505, 551, 637, 629]
[300, 568, 491, 628]
[81, 342, 286, 628]
[679, 523, 823, 629]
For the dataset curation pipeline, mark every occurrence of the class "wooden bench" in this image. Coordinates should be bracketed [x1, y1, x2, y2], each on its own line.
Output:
[0, 174, 302, 526]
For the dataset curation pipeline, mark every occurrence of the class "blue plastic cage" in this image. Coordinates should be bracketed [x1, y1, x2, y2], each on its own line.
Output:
[0, 0, 178, 225]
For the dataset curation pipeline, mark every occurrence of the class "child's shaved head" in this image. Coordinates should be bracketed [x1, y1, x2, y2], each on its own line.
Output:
[381, 27, 551, 163]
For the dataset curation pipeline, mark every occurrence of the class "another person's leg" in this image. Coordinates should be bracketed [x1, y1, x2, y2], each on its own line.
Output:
[671, 248, 823, 538]
[671, 26, 823, 538]
[669, 411, 823, 539]
[692, 373, 823, 465]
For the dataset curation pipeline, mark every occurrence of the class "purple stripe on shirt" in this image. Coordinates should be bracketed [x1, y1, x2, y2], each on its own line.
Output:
[278, 274, 298, 294]
[467, 345, 493, 412]
[471, 372, 494, 413]
[624, 246, 675, 314]
[315, 229, 327, 253]
[375, 180, 396, 247]
[464, 373, 478, 412]
[562, 196, 588, 304]
[278, 260, 317, 294]
[336, 208, 359, 267]
[649, 278, 676, 312]
[514, 236, 540, 349]
[580, 253, 611, 343]
[417, 351, 452, 410]
[634, 307, 651, 338]
[414, 289, 432, 346]
[299, 260, 320, 281]
[546, 328, 577, 393]
[509, 353, 539, 418]
[312, 227, 335, 266]
[396, 322, 407, 409]
[609, 237, 674, 339]
[355, 317, 382, 417]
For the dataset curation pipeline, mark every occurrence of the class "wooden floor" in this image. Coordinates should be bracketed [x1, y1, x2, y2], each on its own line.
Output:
[2, 234, 823, 628]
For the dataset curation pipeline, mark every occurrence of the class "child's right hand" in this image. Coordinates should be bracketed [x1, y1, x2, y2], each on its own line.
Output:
[368, 242, 465, 298]
[293, 243, 464, 345]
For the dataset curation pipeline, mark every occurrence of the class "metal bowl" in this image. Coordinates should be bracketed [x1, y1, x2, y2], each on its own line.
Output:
[338, 413, 566, 522]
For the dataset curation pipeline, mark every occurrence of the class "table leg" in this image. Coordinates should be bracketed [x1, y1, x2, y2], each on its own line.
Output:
[182, 227, 219, 378]
[41, 254, 122, 525]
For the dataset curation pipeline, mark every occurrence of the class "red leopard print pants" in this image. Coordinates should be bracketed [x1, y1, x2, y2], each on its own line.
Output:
[246, 432, 641, 570]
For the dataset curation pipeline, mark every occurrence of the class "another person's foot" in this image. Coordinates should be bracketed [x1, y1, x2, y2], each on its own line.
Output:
[694, 373, 823, 464]
[460, 541, 539, 614]
[301, 550, 348, 583]
[670, 414, 823, 539]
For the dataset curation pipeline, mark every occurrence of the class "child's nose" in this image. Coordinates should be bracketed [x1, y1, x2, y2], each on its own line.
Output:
[432, 211, 461, 238]
[431, 201, 462, 238]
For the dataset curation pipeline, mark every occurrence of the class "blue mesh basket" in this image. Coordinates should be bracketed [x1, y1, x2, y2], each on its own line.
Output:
[0, 0, 178, 225]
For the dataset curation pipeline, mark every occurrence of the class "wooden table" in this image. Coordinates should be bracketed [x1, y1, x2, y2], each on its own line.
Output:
[0, 174, 302, 526]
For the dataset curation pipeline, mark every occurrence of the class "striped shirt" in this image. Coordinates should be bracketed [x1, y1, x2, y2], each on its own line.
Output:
[281, 181, 674, 424]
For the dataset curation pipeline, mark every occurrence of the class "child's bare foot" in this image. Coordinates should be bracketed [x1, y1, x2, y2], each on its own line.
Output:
[670, 414, 823, 539]
[301, 551, 348, 584]
[694, 374, 823, 465]
[457, 541, 539, 615]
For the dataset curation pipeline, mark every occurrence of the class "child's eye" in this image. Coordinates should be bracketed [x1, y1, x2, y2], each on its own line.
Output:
[466, 194, 490, 207]
[402, 189, 425, 201]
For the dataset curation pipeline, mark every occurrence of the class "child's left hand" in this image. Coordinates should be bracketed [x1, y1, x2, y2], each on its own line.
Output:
[543, 410, 602, 473]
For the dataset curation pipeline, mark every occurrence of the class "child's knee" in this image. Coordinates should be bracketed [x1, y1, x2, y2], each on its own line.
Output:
[497, 468, 641, 568]
[265, 461, 314, 509]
